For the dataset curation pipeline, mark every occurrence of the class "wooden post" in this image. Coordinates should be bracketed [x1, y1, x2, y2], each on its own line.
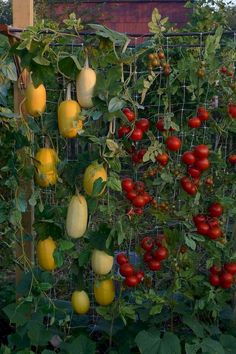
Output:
[13, 0, 34, 286]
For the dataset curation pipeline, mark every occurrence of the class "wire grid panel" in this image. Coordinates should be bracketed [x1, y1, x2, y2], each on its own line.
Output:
[36, 31, 236, 325]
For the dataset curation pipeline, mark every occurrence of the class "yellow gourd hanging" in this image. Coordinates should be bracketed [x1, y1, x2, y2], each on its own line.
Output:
[76, 57, 96, 108]
[58, 83, 83, 138]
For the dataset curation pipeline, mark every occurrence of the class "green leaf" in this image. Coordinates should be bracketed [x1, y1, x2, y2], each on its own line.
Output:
[135, 329, 161, 354]
[3, 303, 31, 327]
[59, 240, 74, 251]
[78, 249, 91, 266]
[159, 332, 181, 354]
[201, 338, 225, 354]
[58, 55, 81, 79]
[107, 173, 121, 191]
[185, 343, 201, 354]
[91, 177, 106, 197]
[183, 315, 205, 338]
[89, 223, 112, 251]
[53, 249, 64, 267]
[220, 335, 236, 352]
[1, 62, 17, 81]
[62, 334, 96, 354]
[184, 236, 196, 251]
[27, 321, 52, 346]
[38, 282, 52, 292]
[33, 55, 50, 66]
[108, 97, 125, 113]
[89, 23, 129, 44]
[149, 304, 163, 315]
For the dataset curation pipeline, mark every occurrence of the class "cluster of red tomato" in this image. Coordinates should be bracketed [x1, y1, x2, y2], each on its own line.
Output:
[141, 236, 169, 271]
[228, 103, 236, 119]
[180, 144, 210, 195]
[122, 178, 152, 216]
[209, 263, 236, 289]
[220, 66, 234, 77]
[116, 253, 145, 287]
[118, 108, 150, 142]
[193, 202, 223, 240]
[188, 107, 209, 129]
[130, 147, 147, 164]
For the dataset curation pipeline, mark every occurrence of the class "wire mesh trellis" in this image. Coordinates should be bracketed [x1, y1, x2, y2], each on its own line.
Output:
[14, 27, 236, 330]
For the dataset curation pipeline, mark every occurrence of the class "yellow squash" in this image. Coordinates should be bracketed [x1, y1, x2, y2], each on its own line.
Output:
[36, 237, 57, 271]
[76, 57, 96, 108]
[83, 162, 107, 197]
[94, 279, 115, 306]
[91, 250, 114, 275]
[71, 290, 90, 314]
[35, 170, 58, 188]
[66, 193, 88, 238]
[58, 83, 83, 138]
[25, 82, 46, 117]
[34, 148, 58, 188]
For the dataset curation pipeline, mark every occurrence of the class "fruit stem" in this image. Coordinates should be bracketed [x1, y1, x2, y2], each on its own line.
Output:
[84, 55, 89, 69]
[66, 83, 72, 101]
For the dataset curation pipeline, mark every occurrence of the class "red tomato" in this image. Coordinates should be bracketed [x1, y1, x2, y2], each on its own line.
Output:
[220, 66, 227, 74]
[154, 246, 169, 261]
[207, 226, 222, 240]
[118, 126, 131, 139]
[141, 237, 154, 251]
[132, 152, 141, 163]
[156, 152, 169, 166]
[228, 155, 236, 164]
[224, 263, 236, 275]
[188, 117, 202, 128]
[116, 253, 128, 265]
[123, 108, 136, 122]
[181, 177, 197, 195]
[193, 214, 206, 225]
[127, 146, 136, 155]
[122, 178, 134, 192]
[130, 128, 143, 141]
[134, 208, 143, 215]
[156, 234, 167, 247]
[194, 158, 210, 171]
[125, 275, 139, 287]
[209, 274, 220, 286]
[126, 190, 137, 201]
[208, 218, 219, 228]
[182, 151, 196, 165]
[135, 118, 150, 132]
[197, 222, 210, 235]
[136, 271, 145, 283]
[148, 259, 161, 271]
[143, 251, 153, 263]
[138, 149, 147, 161]
[220, 272, 234, 289]
[156, 119, 165, 131]
[141, 192, 152, 205]
[188, 167, 201, 179]
[132, 195, 146, 208]
[193, 177, 200, 186]
[194, 144, 209, 159]
[210, 265, 221, 274]
[228, 104, 236, 118]
[166, 136, 182, 151]
[134, 181, 145, 193]
[208, 202, 223, 218]
[120, 263, 134, 277]
[205, 177, 213, 186]
[197, 107, 209, 121]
